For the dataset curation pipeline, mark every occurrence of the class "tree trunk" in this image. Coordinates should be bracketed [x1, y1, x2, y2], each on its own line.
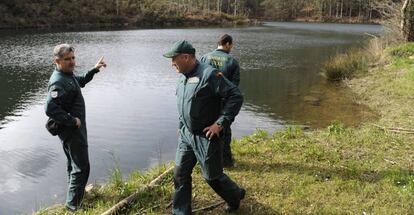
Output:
[116, 0, 119, 16]
[319, 0, 324, 19]
[368, 0, 372, 21]
[329, 0, 332, 17]
[234, 0, 237, 17]
[336, 0, 339, 18]
[401, 0, 414, 41]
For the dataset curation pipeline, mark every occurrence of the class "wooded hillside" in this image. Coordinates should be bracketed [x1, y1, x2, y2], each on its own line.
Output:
[0, 0, 402, 29]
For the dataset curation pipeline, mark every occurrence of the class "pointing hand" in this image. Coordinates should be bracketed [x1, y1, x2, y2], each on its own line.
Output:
[94, 56, 107, 70]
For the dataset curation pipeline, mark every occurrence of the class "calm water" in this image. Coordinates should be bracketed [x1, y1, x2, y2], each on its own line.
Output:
[0, 22, 381, 214]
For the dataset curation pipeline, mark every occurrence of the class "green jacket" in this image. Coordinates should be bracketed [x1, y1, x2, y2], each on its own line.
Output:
[45, 68, 99, 142]
[200, 49, 240, 86]
[176, 62, 243, 134]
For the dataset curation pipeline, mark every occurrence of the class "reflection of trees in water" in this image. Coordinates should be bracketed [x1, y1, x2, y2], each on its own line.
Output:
[0, 65, 50, 126]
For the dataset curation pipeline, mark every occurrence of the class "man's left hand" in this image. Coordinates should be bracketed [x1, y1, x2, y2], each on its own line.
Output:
[203, 123, 223, 140]
[94, 56, 107, 70]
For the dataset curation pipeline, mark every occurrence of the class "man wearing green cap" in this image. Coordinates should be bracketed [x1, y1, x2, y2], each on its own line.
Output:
[164, 40, 245, 214]
[45, 44, 106, 212]
[200, 34, 240, 168]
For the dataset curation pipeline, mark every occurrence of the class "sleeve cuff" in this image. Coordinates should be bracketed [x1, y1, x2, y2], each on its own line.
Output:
[70, 116, 77, 127]
[216, 117, 229, 128]
[90, 68, 100, 73]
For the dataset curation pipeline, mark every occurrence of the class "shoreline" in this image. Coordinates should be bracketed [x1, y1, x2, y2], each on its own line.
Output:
[259, 16, 382, 25]
[0, 17, 256, 31]
[0, 18, 382, 32]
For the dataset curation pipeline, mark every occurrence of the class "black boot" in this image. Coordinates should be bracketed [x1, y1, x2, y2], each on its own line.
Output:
[224, 188, 246, 213]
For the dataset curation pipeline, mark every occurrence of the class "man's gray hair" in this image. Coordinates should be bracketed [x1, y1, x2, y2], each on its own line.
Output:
[53, 44, 75, 59]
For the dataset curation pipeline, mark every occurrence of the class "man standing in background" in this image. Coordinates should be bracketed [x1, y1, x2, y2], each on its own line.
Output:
[201, 34, 241, 167]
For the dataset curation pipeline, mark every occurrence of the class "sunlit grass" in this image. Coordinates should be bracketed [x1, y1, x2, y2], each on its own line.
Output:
[35, 128, 414, 214]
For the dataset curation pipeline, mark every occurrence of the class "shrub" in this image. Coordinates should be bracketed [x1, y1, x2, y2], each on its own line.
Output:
[327, 121, 345, 136]
[322, 49, 369, 81]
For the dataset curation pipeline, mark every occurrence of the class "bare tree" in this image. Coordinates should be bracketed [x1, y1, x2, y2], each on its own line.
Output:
[401, 0, 414, 41]
[373, 0, 404, 44]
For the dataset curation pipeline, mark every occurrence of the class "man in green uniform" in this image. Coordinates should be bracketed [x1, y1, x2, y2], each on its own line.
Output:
[45, 44, 106, 211]
[164, 40, 245, 214]
[200, 34, 240, 167]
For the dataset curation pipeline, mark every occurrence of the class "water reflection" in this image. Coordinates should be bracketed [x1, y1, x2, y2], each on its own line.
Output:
[239, 44, 377, 127]
[0, 65, 49, 126]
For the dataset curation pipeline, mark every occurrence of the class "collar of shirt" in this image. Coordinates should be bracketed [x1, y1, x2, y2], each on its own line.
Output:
[216, 48, 229, 54]
[184, 61, 200, 78]
[55, 68, 74, 76]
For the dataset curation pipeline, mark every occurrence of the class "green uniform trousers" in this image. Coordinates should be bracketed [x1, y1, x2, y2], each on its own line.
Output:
[222, 125, 234, 167]
[172, 126, 242, 215]
[60, 129, 90, 211]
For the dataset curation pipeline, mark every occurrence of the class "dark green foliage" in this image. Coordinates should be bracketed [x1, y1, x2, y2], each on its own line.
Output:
[0, 0, 392, 29]
[0, 0, 250, 29]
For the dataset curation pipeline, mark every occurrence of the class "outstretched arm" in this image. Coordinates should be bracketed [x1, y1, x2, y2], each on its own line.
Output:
[75, 56, 107, 87]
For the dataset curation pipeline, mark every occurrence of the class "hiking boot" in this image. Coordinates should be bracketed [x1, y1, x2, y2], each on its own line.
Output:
[224, 161, 235, 168]
[224, 188, 246, 213]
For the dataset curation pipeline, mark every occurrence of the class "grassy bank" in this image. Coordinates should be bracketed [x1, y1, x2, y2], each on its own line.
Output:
[322, 49, 370, 81]
[321, 37, 386, 81]
[36, 43, 414, 214]
[292, 17, 381, 24]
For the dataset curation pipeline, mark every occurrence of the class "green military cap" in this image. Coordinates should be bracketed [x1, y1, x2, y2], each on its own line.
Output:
[163, 40, 196, 58]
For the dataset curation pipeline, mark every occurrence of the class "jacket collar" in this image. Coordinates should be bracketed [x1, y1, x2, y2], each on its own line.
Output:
[216, 48, 229, 54]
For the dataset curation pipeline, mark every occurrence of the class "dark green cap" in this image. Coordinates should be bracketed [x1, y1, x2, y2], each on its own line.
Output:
[163, 40, 196, 58]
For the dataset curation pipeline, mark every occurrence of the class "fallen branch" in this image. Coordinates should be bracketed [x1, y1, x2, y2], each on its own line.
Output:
[384, 158, 398, 165]
[388, 130, 414, 134]
[134, 204, 160, 215]
[191, 201, 225, 213]
[372, 124, 414, 134]
[101, 166, 174, 215]
[165, 200, 173, 209]
[365, 32, 378, 38]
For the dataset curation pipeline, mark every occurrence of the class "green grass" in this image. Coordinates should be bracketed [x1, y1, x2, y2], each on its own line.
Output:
[36, 43, 414, 214]
[35, 164, 175, 215]
[386, 42, 414, 58]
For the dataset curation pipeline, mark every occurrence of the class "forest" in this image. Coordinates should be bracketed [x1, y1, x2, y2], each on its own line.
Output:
[0, 0, 402, 28]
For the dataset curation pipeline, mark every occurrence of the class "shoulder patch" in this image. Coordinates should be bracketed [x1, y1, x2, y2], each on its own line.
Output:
[216, 72, 224, 77]
[51, 91, 58, 98]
